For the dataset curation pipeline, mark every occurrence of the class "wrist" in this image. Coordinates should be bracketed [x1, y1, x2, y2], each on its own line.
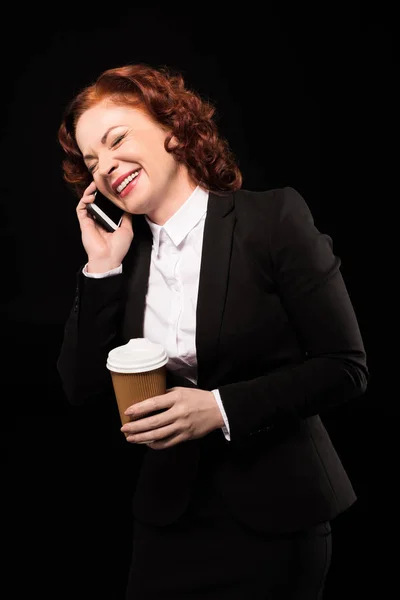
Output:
[209, 391, 224, 428]
[87, 259, 121, 273]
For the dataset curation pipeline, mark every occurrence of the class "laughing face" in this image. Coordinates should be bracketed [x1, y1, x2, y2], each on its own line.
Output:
[75, 99, 196, 224]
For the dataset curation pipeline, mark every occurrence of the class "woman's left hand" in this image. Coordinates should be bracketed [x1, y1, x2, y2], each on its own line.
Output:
[120, 387, 225, 449]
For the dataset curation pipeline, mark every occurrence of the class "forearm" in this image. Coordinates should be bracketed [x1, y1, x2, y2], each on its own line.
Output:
[57, 268, 124, 405]
[219, 352, 368, 440]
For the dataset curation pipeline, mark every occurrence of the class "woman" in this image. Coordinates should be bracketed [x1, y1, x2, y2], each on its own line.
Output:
[57, 62, 368, 599]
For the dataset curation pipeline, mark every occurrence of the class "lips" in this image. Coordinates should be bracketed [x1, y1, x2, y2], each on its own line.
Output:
[112, 168, 141, 192]
[118, 169, 142, 199]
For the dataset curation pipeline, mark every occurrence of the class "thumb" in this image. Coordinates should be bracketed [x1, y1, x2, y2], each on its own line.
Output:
[120, 211, 132, 225]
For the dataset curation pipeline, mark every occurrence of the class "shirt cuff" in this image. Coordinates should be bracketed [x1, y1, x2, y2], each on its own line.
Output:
[211, 389, 231, 441]
[82, 263, 123, 278]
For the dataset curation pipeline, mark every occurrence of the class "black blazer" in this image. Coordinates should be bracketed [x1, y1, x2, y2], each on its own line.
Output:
[57, 186, 368, 534]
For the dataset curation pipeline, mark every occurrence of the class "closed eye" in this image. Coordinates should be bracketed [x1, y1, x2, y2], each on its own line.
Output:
[111, 134, 126, 147]
[85, 132, 127, 172]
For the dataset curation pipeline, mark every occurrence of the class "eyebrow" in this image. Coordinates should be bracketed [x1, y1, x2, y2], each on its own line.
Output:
[83, 126, 123, 160]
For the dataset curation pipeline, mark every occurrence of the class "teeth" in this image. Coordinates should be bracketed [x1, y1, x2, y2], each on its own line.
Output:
[116, 170, 140, 193]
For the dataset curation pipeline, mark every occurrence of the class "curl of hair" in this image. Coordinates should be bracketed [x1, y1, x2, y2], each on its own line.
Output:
[58, 63, 242, 197]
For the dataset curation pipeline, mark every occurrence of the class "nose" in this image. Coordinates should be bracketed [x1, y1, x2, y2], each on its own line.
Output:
[98, 155, 118, 177]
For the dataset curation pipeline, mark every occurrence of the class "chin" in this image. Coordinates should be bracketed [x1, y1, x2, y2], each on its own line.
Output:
[124, 188, 150, 214]
[122, 196, 144, 213]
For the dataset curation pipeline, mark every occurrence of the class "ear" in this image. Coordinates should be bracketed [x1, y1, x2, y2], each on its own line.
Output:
[166, 134, 179, 150]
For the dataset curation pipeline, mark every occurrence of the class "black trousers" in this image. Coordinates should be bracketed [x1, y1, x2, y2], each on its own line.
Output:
[125, 468, 332, 599]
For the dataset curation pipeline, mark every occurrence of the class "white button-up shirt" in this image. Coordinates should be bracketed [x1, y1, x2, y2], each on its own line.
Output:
[84, 185, 230, 440]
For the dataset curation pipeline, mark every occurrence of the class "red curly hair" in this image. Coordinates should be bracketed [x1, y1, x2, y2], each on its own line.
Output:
[58, 63, 242, 197]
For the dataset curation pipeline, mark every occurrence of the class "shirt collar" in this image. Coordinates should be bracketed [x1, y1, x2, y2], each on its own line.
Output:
[146, 186, 209, 254]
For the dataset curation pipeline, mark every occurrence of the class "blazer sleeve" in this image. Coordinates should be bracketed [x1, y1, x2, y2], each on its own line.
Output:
[218, 186, 369, 440]
[57, 267, 125, 405]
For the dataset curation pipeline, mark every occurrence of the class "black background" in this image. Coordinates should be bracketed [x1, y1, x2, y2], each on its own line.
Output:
[2, 3, 393, 598]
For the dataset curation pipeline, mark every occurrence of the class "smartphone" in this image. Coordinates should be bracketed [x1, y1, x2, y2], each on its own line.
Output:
[86, 190, 124, 232]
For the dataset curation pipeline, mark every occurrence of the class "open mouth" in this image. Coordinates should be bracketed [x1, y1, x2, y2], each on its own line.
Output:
[117, 169, 142, 197]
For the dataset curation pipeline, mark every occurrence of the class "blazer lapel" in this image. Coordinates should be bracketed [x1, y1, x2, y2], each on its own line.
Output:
[121, 194, 236, 387]
[196, 192, 235, 389]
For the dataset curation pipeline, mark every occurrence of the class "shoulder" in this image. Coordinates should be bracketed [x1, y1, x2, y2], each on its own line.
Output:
[233, 186, 312, 218]
[231, 186, 331, 260]
[232, 186, 318, 238]
[227, 186, 338, 290]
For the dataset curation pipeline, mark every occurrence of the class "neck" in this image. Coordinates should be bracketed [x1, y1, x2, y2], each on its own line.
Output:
[146, 168, 198, 225]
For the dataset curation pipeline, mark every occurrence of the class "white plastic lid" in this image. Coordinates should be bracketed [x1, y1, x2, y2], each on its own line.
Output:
[106, 338, 168, 373]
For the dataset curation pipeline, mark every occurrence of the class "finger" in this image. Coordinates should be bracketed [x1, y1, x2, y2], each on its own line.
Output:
[125, 423, 177, 445]
[78, 184, 97, 208]
[84, 181, 98, 196]
[77, 202, 98, 230]
[120, 211, 132, 229]
[147, 433, 186, 450]
[77, 192, 97, 213]
[76, 193, 97, 225]
[121, 408, 175, 435]
[124, 393, 175, 418]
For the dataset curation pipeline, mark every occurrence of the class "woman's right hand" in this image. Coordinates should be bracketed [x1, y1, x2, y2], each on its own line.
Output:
[77, 182, 134, 273]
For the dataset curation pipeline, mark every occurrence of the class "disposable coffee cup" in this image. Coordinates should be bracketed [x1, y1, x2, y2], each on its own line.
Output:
[106, 338, 168, 425]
